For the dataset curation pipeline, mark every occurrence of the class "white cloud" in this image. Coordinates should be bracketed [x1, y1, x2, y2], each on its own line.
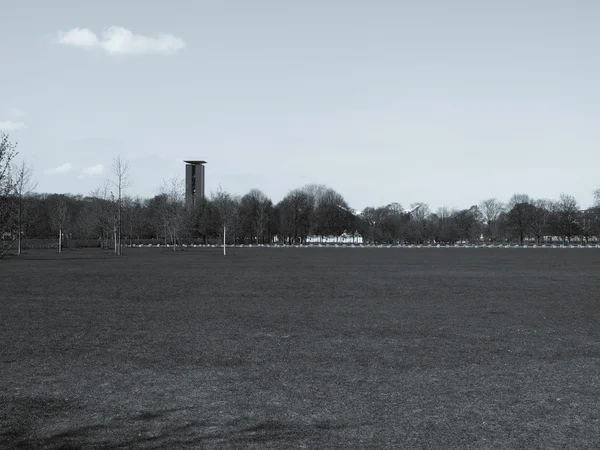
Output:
[56, 26, 185, 55]
[8, 108, 27, 118]
[81, 164, 104, 176]
[0, 121, 27, 131]
[44, 163, 73, 175]
[57, 28, 99, 48]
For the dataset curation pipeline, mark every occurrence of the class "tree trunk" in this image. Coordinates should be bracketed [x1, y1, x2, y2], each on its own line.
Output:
[118, 192, 121, 256]
[223, 226, 227, 256]
[59, 227, 62, 253]
[17, 203, 21, 255]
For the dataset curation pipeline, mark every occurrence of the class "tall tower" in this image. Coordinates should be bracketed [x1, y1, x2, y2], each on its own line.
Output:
[184, 160, 206, 207]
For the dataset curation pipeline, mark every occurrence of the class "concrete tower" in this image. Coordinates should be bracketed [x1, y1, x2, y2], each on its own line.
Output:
[184, 160, 206, 207]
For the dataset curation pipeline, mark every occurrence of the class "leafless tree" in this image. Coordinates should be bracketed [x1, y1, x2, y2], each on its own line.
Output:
[12, 161, 37, 255]
[278, 189, 312, 244]
[301, 184, 329, 207]
[530, 199, 553, 245]
[240, 188, 271, 244]
[255, 197, 271, 244]
[452, 205, 483, 244]
[507, 194, 532, 209]
[0, 133, 17, 192]
[157, 177, 186, 251]
[50, 195, 70, 253]
[121, 195, 143, 246]
[89, 181, 117, 250]
[359, 204, 407, 244]
[594, 187, 600, 207]
[111, 156, 130, 255]
[431, 206, 455, 244]
[0, 133, 18, 258]
[406, 203, 432, 244]
[211, 186, 240, 255]
[479, 198, 504, 242]
[506, 194, 534, 245]
[553, 193, 580, 243]
[313, 187, 351, 240]
[436, 206, 452, 219]
[385, 202, 401, 214]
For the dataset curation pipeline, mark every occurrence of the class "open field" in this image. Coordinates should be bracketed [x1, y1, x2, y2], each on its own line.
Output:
[1, 248, 600, 449]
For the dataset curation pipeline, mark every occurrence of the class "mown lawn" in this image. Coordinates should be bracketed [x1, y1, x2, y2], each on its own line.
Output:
[1, 247, 599, 449]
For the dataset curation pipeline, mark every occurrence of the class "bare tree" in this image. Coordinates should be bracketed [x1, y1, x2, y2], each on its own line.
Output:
[211, 186, 240, 255]
[0, 133, 17, 192]
[405, 203, 432, 244]
[358, 204, 408, 244]
[508, 194, 532, 209]
[479, 198, 504, 242]
[50, 195, 69, 253]
[121, 195, 141, 246]
[302, 184, 329, 208]
[0, 133, 18, 258]
[506, 194, 535, 245]
[12, 161, 37, 255]
[452, 206, 483, 244]
[277, 189, 312, 244]
[530, 199, 553, 245]
[552, 193, 580, 244]
[239, 189, 272, 244]
[157, 177, 186, 251]
[111, 156, 130, 255]
[313, 187, 351, 240]
[255, 196, 271, 244]
[594, 187, 600, 207]
[89, 181, 117, 250]
[431, 206, 456, 244]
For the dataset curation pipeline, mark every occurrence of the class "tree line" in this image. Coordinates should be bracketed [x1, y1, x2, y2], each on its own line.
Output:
[2, 132, 600, 256]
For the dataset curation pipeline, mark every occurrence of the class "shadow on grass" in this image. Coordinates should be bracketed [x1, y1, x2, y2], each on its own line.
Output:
[0, 395, 82, 449]
[3, 252, 121, 262]
[1, 396, 349, 448]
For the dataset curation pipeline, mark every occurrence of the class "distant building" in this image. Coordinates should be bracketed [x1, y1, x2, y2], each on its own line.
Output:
[578, 207, 598, 230]
[184, 160, 206, 208]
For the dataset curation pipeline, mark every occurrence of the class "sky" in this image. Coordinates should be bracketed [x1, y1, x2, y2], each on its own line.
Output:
[1, 0, 599, 211]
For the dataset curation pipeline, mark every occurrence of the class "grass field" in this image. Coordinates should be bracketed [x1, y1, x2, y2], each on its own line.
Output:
[1, 248, 600, 449]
